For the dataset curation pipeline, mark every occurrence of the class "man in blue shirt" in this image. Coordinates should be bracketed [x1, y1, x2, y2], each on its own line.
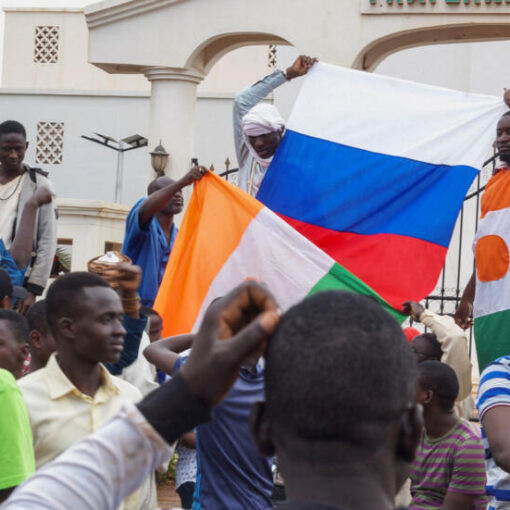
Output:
[122, 166, 206, 306]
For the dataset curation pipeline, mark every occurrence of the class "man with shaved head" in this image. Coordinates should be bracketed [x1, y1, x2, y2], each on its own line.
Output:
[122, 166, 206, 306]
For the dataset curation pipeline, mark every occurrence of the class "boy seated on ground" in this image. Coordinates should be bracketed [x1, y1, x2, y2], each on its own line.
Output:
[411, 361, 487, 509]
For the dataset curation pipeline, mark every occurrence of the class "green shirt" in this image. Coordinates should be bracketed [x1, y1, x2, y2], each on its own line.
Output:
[0, 368, 35, 490]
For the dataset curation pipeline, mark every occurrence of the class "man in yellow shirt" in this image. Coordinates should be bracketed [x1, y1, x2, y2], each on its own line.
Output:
[19, 272, 152, 509]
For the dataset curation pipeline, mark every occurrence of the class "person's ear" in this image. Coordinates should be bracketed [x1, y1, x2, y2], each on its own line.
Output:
[396, 404, 423, 463]
[422, 389, 433, 405]
[30, 330, 42, 349]
[249, 401, 275, 457]
[58, 317, 74, 340]
[20, 342, 29, 361]
[0, 296, 10, 309]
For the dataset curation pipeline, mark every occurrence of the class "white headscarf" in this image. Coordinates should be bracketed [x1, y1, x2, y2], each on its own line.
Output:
[241, 103, 285, 168]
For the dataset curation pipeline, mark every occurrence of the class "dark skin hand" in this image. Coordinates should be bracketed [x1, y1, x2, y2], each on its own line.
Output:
[180, 281, 280, 408]
[454, 273, 474, 330]
[285, 55, 318, 80]
[440, 490, 477, 510]
[402, 301, 425, 322]
[101, 263, 142, 319]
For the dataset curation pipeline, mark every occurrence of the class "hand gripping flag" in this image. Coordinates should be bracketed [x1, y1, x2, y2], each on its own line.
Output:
[154, 172, 403, 337]
[257, 63, 506, 310]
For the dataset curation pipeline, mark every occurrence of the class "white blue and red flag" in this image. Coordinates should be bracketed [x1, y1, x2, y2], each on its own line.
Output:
[257, 63, 506, 309]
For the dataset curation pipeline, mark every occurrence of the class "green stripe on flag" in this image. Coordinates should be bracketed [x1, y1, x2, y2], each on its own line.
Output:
[309, 262, 405, 323]
[475, 309, 510, 371]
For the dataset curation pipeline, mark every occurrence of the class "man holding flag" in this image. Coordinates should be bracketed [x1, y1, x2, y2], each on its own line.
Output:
[233, 54, 316, 196]
[455, 110, 510, 371]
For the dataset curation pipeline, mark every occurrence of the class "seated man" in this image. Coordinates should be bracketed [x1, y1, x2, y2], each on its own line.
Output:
[0, 309, 34, 502]
[18, 272, 152, 509]
[403, 301, 473, 418]
[411, 361, 487, 509]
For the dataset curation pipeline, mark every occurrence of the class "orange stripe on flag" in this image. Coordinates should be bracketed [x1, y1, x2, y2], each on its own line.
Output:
[154, 173, 263, 336]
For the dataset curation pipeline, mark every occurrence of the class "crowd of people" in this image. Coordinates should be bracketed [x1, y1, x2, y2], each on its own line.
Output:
[1, 55, 510, 510]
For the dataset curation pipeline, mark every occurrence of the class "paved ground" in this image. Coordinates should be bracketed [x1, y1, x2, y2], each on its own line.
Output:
[157, 479, 181, 509]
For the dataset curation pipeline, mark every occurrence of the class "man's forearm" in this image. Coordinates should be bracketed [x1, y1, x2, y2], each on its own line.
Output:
[10, 200, 39, 269]
[138, 178, 185, 226]
[460, 272, 475, 305]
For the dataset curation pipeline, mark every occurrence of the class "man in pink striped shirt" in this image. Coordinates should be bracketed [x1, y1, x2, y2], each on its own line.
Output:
[411, 361, 487, 510]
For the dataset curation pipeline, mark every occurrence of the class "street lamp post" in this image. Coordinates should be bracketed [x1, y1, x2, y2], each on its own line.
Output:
[81, 133, 148, 203]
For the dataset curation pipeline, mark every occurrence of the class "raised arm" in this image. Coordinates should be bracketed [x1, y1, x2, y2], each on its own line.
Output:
[233, 55, 316, 171]
[3, 282, 280, 510]
[138, 166, 206, 227]
[419, 309, 472, 401]
[143, 334, 194, 375]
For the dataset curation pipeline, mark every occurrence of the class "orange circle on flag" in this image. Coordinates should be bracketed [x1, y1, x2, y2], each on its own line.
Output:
[475, 235, 510, 282]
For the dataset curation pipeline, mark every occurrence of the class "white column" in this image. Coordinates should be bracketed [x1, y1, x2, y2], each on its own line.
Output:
[144, 67, 204, 182]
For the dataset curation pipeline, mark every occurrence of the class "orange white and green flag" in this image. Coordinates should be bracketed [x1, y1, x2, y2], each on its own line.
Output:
[154, 172, 403, 337]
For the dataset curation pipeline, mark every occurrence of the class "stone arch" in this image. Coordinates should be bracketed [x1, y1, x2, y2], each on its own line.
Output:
[186, 32, 291, 74]
[354, 23, 510, 71]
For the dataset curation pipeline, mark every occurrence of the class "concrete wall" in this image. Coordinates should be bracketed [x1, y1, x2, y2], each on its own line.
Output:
[0, 88, 241, 207]
[1, 8, 271, 94]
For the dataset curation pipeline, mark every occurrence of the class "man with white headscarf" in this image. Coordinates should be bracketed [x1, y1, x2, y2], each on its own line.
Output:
[233, 55, 316, 196]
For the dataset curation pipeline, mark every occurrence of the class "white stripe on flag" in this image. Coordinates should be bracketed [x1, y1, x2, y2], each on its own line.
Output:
[288, 62, 506, 169]
[191, 207, 335, 331]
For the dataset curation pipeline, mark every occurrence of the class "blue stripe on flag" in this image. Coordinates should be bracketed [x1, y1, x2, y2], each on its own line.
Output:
[258, 130, 478, 247]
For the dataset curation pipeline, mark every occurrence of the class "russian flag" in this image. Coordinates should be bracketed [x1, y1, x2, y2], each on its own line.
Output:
[257, 63, 506, 310]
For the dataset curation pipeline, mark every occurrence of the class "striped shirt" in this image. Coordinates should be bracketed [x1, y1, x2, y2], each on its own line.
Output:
[410, 418, 487, 509]
[477, 355, 510, 509]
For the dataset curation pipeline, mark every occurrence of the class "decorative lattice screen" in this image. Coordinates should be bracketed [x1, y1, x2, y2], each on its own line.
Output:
[34, 26, 60, 63]
[36, 122, 64, 165]
[268, 45, 277, 70]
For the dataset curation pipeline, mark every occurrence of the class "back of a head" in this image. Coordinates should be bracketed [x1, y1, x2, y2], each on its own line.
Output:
[26, 299, 48, 335]
[265, 291, 416, 450]
[418, 360, 459, 412]
[413, 332, 442, 360]
[46, 272, 110, 336]
[0, 309, 29, 344]
[0, 120, 26, 139]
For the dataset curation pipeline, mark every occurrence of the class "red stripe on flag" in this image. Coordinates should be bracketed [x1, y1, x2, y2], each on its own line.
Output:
[281, 215, 446, 309]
